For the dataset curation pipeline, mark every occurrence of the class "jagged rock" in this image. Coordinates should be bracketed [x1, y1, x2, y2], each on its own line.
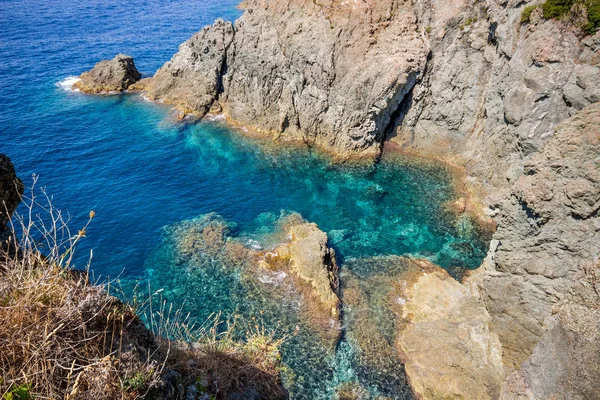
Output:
[0, 154, 23, 231]
[142, 0, 427, 156]
[143, 20, 234, 115]
[477, 103, 600, 394]
[394, 260, 504, 400]
[271, 221, 340, 317]
[74, 54, 141, 93]
[393, 1, 596, 189]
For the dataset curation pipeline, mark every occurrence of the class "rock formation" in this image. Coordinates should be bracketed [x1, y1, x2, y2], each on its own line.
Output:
[270, 221, 340, 317]
[141, 0, 427, 155]
[481, 102, 600, 399]
[74, 54, 141, 93]
[0, 154, 23, 243]
[394, 260, 504, 400]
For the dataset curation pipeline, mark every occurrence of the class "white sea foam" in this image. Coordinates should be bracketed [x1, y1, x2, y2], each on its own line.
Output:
[56, 76, 81, 92]
[257, 270, 287, 285]
[395, 297, 406, 306]
[208, 113, 226, 121]
[246, 239, 263, 250]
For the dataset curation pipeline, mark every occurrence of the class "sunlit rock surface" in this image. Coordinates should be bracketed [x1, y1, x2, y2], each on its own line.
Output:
[74, 54, 141, 93]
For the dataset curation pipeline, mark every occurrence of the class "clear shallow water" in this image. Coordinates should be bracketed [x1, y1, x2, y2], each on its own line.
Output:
[0, 1, 491, 398]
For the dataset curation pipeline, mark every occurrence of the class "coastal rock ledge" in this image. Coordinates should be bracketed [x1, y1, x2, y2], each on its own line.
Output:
[74, 54, 141, 93]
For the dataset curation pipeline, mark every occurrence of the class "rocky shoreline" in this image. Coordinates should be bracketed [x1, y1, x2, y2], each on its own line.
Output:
[67, 0, 599, 398]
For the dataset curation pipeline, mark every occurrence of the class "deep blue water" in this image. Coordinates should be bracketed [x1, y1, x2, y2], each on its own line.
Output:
[0, 1, 490, 398]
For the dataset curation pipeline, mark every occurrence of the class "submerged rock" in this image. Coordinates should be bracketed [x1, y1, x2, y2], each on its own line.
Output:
[340, 256, 415, 399]
[74, 54, 141, 93]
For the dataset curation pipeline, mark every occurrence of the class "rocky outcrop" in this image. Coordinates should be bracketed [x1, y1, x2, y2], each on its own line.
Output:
[140, 0, 599, 167]
[393, 1, 600, 189]
[277, 222, 340, 316]
[478, 102, 600, 399]
[0, 154, 23, 243]
[143, 0, 427, 155]
[74, 54, 141, 93]
[394, 260, 504, 400]
[140, 20, 234, 116]
[260, 217, 340, 318]
[389, 103, 599, 399]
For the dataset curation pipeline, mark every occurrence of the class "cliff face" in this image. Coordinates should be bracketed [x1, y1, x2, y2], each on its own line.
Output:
[143, 0, 427, 154]
[483, 103, 600, 398]
[142, 0, 599, 170]
[395, 0, 600, 188]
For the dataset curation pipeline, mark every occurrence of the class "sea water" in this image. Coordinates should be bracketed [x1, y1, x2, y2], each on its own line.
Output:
[0, 1, 491, 398]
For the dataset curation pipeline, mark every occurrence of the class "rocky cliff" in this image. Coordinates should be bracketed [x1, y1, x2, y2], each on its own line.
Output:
[0, 154, 23, 246]
[140, 0, 427, 154]
[78, 0, 600, 397]
[138, 0, 599, 171]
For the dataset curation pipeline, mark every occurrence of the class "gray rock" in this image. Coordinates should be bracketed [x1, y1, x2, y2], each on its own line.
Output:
[143, 0, 427, 156]
[143, 19, 234, 116]
[74, 54, 141, 93]
[483, 103, 600, 396]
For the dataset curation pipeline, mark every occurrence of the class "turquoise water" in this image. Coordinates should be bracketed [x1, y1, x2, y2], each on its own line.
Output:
[0, 1, 491, 398]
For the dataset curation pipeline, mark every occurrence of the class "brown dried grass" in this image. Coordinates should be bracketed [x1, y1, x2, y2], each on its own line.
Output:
[0, 177, 288, 399]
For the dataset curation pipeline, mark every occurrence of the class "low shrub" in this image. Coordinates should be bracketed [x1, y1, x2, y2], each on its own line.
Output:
[524, 0, 600, 34]
[0, 177, 288, 399]
[542, 0, 576, 18]
[521, 5, 539, 23]
[584, 0, 600, 33]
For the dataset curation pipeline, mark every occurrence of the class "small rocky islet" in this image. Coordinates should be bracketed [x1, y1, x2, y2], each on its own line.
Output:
[3, 0, 600, 398]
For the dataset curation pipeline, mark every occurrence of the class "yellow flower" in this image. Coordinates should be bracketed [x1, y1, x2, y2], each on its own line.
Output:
[89, 210, 96, 219]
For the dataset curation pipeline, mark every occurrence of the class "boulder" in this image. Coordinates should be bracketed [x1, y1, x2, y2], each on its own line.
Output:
[74, 54, 141, 93]
[283, 222, 340, 316]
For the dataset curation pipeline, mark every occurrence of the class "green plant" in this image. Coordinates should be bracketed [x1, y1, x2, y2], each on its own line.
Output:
[542, 0, 575, 18]
[425, 25, 432, 34]
[1, 179, 289, 400]
[521, 4, 539, 23]
[123, 371, 151, 392]
[584, 0, 600, 33]
[3, 383, 32, 400]
[465, 16, 478, 26]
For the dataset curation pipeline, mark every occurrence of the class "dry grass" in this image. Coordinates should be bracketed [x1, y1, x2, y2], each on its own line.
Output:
[0, 177, 288, 399]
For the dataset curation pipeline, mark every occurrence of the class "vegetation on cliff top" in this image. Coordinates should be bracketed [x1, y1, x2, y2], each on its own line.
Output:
[521, 0, 600, 34]
[0, 179, 288, 399]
